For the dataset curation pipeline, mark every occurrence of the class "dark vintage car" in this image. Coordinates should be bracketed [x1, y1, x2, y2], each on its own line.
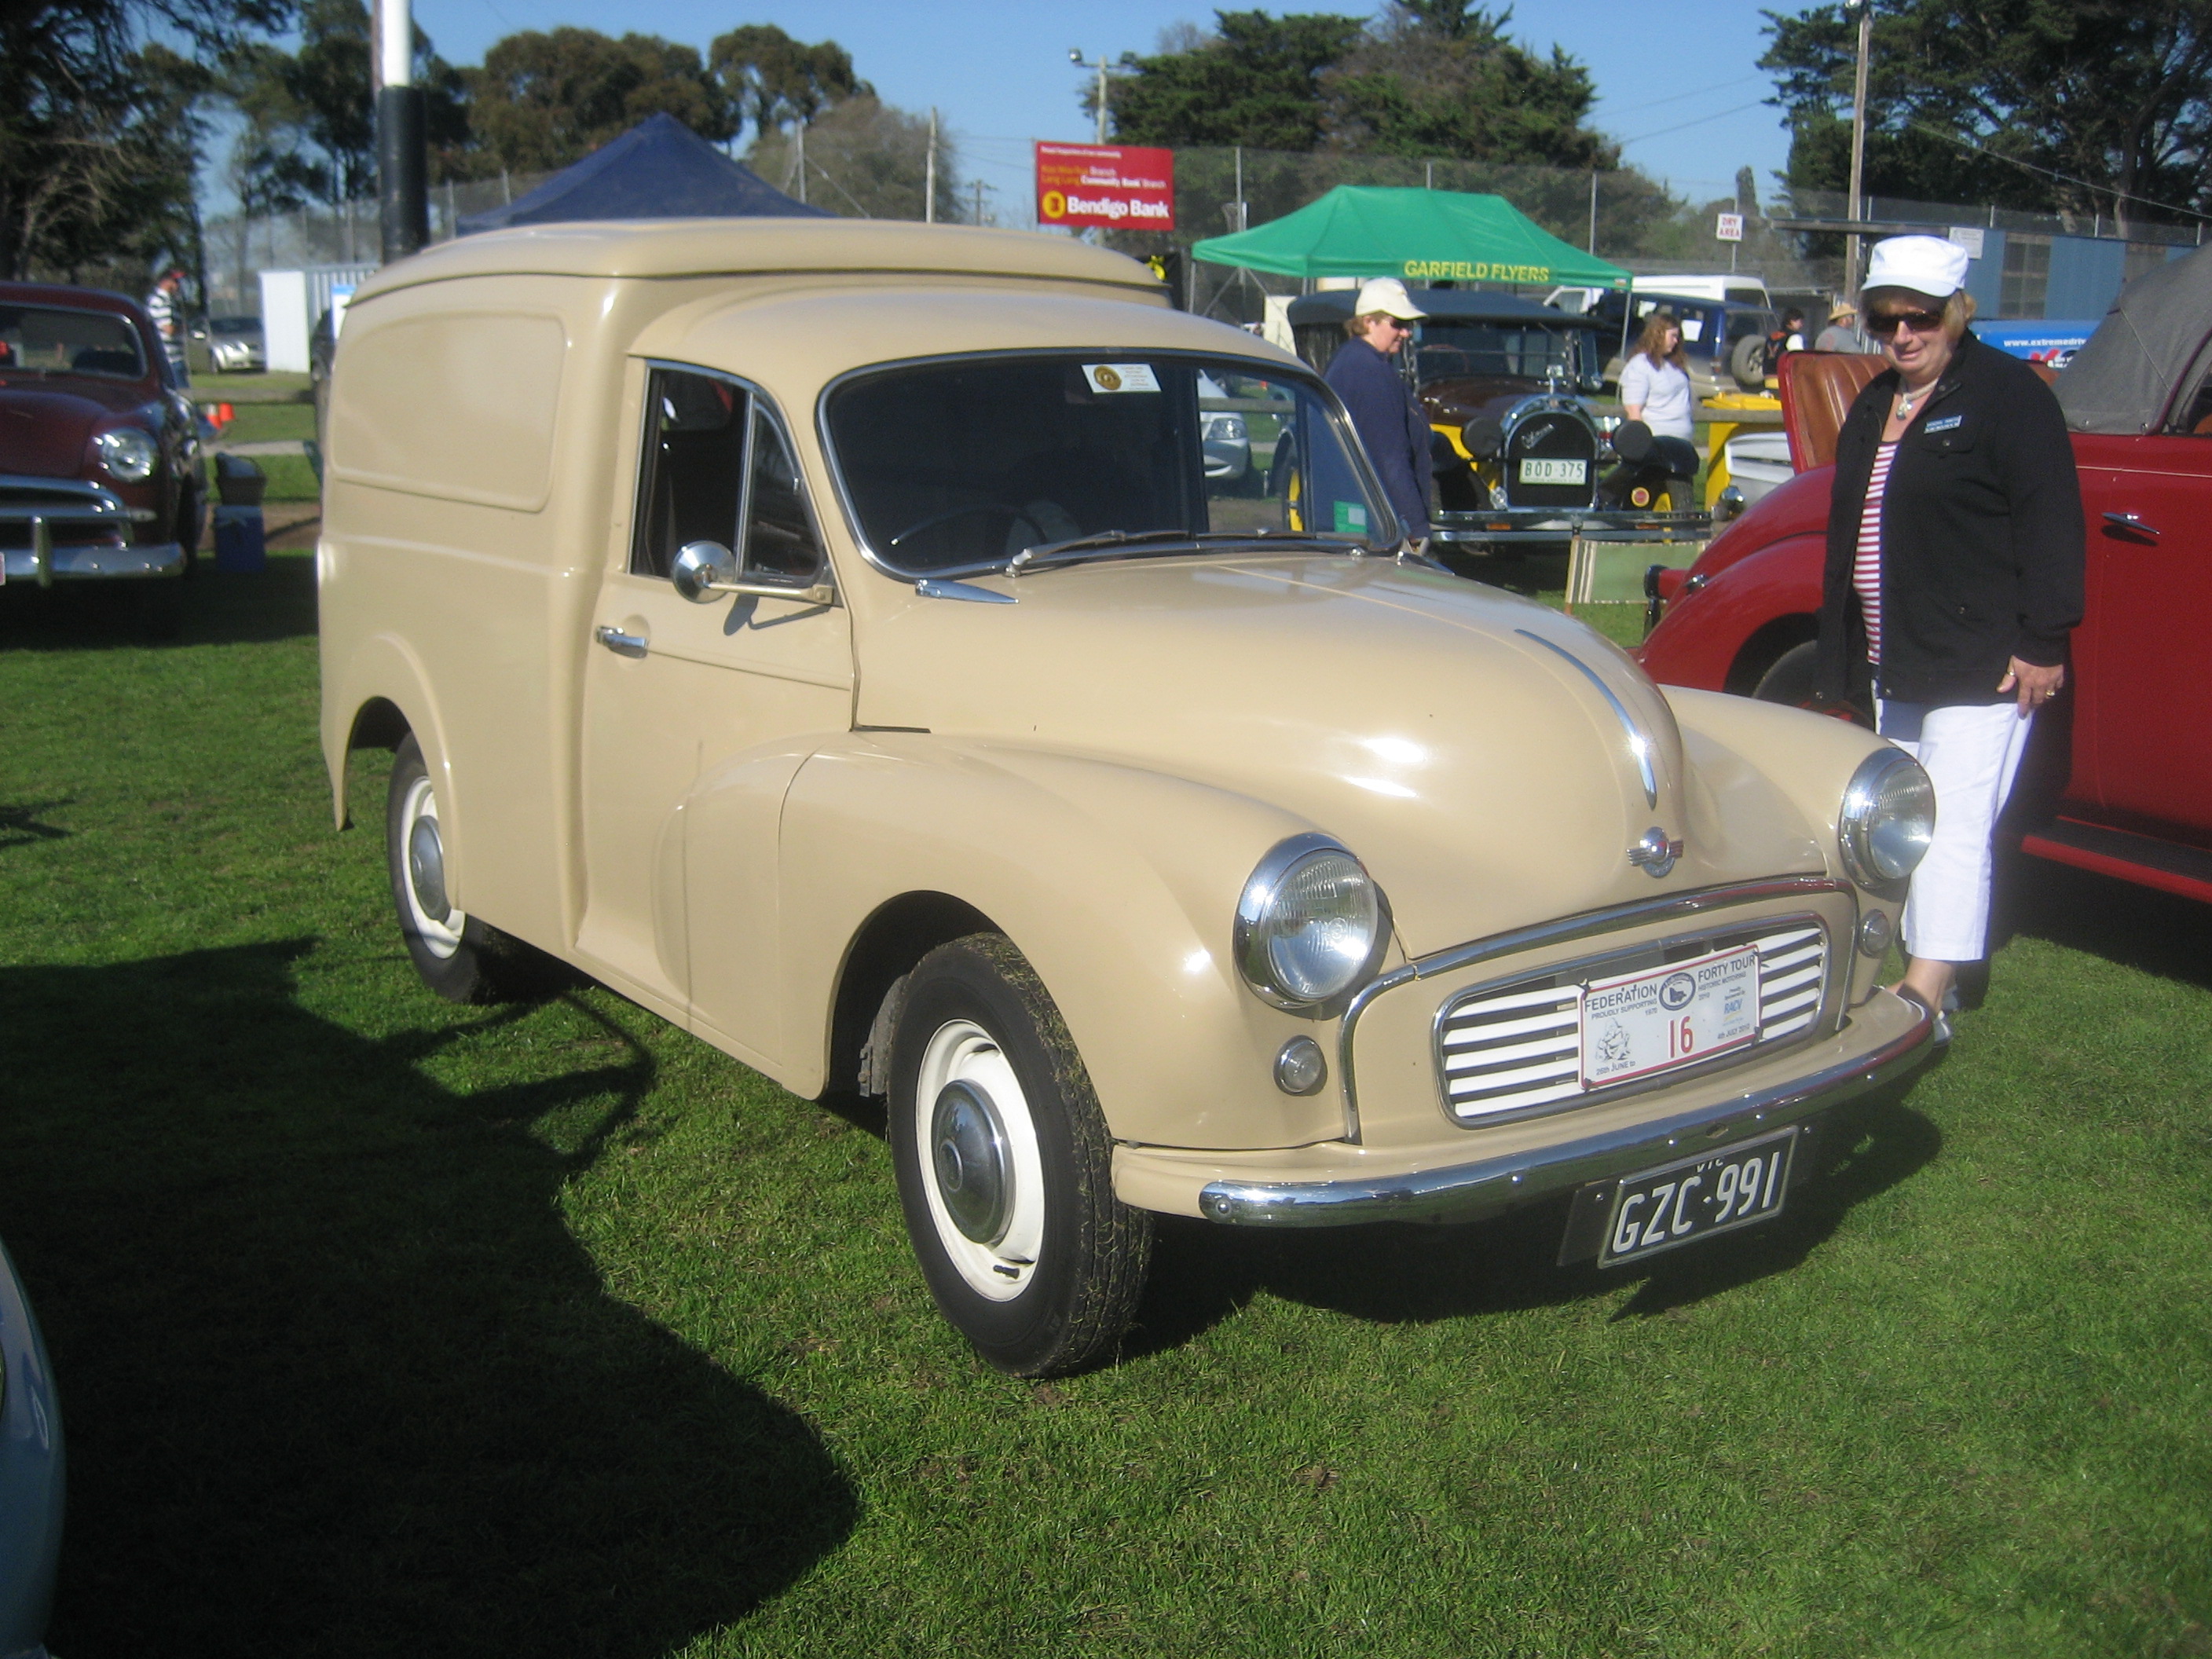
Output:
[0, 282, 204, 632]
[1288, 287, 1708, 554]
[1640, 246, 2212, 905]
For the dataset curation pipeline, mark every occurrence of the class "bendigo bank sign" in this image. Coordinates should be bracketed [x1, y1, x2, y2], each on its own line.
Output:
[1035, 143, 1176, 232]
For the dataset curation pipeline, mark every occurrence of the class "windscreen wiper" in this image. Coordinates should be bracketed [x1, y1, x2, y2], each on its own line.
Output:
[1005, 527, 1369, 577]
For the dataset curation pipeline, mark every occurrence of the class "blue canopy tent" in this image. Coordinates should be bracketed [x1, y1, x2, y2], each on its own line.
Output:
[457, 112, 830, 234]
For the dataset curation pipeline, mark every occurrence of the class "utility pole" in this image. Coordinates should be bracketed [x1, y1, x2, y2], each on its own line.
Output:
[1843, 0, 1873, 300]
[925, 108, 937, 223]
[1069, 49, 1112, 145]
[797, 123, 808, 206]
[973, 179, 985, 225]
[373, 0, 428, 261]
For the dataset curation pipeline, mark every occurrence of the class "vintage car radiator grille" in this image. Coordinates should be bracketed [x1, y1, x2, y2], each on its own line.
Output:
[1501, 411, 1599, 510]
[1437, 922, 1827, 1124]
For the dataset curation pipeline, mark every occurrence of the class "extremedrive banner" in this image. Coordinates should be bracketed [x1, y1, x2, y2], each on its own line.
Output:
[1035, 142, 1175, 232]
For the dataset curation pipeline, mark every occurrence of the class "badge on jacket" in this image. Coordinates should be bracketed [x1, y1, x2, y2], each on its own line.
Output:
[1925, 414, 1964, 432]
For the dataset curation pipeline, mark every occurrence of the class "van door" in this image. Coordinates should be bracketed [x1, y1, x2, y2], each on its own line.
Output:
[577, 364, 852, 1014]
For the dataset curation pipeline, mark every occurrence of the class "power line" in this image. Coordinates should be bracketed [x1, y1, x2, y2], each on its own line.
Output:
[1597, 75, 1764, 119]
[1906, 121, 2212, 224]
[1617, 99, 1771, 147]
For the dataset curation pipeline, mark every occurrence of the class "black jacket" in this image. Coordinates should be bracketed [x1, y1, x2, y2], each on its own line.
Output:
[1816, 331, 2084, 706]
[1325, 337, 1431, 539]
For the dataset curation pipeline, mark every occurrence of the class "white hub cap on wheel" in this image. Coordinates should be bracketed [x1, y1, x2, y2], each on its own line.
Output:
[914, 1019, 1046, 1300]
[397, 773, 467, 959]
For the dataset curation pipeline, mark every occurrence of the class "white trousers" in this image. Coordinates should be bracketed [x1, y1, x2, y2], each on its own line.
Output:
[1877, 700, 2036, 964]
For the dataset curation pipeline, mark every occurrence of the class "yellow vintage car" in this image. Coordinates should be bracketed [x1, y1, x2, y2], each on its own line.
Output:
[319, 221, 1937, 1375]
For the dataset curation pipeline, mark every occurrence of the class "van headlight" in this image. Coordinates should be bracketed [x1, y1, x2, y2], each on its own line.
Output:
[1839, 748, 1936, 888]
[1234, 834, 1389, 1015]
[96, 427, 159, 482]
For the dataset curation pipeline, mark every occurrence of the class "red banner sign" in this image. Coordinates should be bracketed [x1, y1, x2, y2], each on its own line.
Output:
[1035, 142, 1175, 232]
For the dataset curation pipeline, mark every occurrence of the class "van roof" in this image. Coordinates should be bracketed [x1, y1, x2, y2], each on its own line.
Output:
[352, 218, 1167, 303]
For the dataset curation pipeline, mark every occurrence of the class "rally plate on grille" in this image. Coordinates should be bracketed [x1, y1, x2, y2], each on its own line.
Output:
[1435, 921, 1826, 1125]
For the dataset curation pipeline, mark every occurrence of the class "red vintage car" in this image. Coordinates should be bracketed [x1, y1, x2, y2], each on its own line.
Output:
[0, 281, 204, 634]
[1640, 250, 2212, 905]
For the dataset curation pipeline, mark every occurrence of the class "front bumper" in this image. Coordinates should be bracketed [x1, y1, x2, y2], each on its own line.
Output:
[2, 540, 185, 584]
[0, 478, 179, 584]
[1431, 507, 1711, 547]
[1115, 988, 1931, 1226]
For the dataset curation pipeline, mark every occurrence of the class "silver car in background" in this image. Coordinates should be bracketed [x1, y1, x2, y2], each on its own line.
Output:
[207, 316, 265, 374]
[0, 1237, 61, 1659]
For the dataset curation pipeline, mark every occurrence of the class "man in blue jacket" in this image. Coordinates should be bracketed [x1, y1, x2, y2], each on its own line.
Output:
[1324, 278, 1431, 544]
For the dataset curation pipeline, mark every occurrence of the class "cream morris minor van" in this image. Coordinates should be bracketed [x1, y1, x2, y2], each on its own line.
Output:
[319, 220, 1939, 1376]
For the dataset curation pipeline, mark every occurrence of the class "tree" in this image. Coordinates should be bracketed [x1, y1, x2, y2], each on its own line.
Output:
[745, 95, 958, 220]
[1324, 2, 1617, 167]
[1762, 0, 2212, 228]
[709, 25, 869, 145]
[464, 28, 735, 176]
[1108, 11, 1368, 150]
[0, 0, 278, 281]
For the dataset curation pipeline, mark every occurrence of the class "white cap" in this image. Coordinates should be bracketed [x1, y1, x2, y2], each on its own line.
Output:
[1353, 277, 1426, 320]
[1866, 235, 1972, 298]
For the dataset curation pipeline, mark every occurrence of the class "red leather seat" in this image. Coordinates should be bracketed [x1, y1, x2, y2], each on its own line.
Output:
[1778, 350, 1886, 471]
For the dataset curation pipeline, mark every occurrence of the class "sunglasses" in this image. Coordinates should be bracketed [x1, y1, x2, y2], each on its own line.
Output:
[1868, 306, 1946, 337]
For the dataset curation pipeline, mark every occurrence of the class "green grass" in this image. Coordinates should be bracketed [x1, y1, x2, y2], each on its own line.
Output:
[2, 556, 2208, 1657]
[254, 452, 321, 502]
[213, 402, 316, 446]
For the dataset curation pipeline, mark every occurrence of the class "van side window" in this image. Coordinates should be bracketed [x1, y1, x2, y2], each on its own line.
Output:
[633, 368, 747, 577]
[742, 408, 824, 579]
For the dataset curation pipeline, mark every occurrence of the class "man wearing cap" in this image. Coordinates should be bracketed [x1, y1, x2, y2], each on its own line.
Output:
[1815, 233, 2082, 1039]
[1324, 278, 1431, 544]
[1814, 297, 1871, 353]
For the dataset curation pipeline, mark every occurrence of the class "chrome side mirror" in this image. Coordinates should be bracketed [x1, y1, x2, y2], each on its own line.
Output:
[672, 539, 737, 603]
[671, 538, 836, 607]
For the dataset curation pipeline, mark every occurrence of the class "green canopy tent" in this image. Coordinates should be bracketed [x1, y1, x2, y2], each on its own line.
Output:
[1191, 185, 1631, 291]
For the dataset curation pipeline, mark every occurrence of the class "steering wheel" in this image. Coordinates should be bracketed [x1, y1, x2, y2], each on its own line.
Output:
[885, 502, 1027, 551]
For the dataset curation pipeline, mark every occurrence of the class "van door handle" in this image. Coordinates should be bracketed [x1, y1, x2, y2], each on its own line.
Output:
[2103, 511, 2160, 540]
[594, 624, 648, 657]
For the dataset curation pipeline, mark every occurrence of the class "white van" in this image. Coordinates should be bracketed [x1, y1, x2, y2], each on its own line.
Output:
[1549, 274, 1771, 313]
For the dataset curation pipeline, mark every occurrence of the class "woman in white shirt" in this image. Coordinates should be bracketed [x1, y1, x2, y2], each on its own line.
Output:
[1619, 312, 1694, 437]
[1617, 311, 1699, 480]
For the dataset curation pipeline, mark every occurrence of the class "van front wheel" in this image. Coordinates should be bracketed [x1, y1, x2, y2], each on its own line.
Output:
[888, 933, 1152, 1376]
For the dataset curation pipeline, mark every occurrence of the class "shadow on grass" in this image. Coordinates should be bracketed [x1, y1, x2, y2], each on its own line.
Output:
[0, 942, 852, 1658]
[1992, 851, 2212, 995]
[0, 552, 317, 651]
[0, 800, 72, 849]
[1128, 1086, 1939, 1358]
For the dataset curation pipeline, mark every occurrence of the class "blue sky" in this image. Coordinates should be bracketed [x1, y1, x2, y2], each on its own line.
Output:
[405, 0, 1801, 225]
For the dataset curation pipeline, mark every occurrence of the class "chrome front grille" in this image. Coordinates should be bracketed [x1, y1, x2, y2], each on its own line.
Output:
[1437, 920, 1829, 1126]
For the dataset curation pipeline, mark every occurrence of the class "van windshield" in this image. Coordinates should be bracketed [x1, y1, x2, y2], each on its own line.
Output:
[824, 353, 1390, 576]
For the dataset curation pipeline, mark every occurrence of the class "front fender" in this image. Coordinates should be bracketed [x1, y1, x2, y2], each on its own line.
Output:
[777, 735, 1383, 1150]
[318, 630, 460, 871]
[1641, 531, 1825, 693]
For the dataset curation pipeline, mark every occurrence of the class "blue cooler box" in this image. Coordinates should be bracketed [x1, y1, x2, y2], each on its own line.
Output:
[212, 504, 266, 573]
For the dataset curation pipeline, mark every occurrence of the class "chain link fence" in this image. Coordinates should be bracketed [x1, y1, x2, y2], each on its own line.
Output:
[194, 145, 2211, 323]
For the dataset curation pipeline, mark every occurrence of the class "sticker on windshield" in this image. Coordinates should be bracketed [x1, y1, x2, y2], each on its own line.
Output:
[1333, 500, 1368, 534]
[1083, 363, 1160, 394]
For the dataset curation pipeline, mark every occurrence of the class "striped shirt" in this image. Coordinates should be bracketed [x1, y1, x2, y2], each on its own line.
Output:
[1853, 440, 1898, 664]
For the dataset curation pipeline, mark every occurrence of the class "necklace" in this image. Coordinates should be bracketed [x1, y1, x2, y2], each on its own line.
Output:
[1896, 383, 1933, 416]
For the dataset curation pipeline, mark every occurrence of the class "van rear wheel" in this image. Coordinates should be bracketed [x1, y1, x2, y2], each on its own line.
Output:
[888, 933, 1152, 1376]
[385, 734, 548, 1002]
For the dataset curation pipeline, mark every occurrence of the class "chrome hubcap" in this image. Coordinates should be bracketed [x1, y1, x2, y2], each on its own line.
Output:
[408, 814, 451, 921]
[931, 1079, 1011, 1244]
